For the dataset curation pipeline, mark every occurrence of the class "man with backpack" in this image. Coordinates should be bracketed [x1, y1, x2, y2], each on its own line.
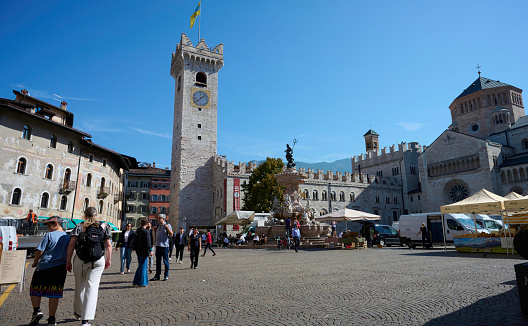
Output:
[66, 207, 112, 326]
[150, 214, 173, 281]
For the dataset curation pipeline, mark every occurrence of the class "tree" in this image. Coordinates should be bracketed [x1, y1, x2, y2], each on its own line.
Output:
[242, 157, 285, 212]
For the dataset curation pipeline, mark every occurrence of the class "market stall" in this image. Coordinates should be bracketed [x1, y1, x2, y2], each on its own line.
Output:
[440, 189, 510, 253]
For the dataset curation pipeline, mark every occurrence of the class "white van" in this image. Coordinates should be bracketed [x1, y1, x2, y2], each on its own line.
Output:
[399, 212, 488, 248]
[0, 226, 18, 250]
[475, 215, 503, 232]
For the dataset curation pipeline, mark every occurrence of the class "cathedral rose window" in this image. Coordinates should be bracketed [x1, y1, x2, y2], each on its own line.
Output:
[447, 183, 469, 203]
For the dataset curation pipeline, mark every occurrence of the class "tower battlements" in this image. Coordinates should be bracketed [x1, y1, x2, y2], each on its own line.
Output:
[171, 33, 223, 78]
[352, 142, 424, 166]
[215, 156, 400, 186]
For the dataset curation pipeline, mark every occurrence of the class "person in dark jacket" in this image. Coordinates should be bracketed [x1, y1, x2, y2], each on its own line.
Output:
[173, 227, 188, 264]
[116, 223, 135, 274]
[188, 228, 201, 269]
[133, 219, 153, 287]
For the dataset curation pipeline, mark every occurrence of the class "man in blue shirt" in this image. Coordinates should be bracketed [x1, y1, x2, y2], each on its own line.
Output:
[292, 224, 301, 252]
[28, 216, 70, 326]
[150, 214, 173, 281]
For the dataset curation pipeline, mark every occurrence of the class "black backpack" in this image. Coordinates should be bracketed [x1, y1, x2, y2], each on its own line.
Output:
[76, 224, 106, 263]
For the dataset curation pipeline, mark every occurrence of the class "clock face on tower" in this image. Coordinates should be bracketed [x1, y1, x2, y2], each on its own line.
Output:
[192, 90, 209, 106]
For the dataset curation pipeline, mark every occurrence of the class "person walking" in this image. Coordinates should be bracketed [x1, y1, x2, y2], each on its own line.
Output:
[66, 207, 112, 326]
[417, 223, 433, 249]
[202, 229, 216, 257]
[174, 227, 187, 264]
[332, 221, 337, 237]
[146, 221, 154, 273]
[285, 217, 291, 238]
[292, 224, 301, 252]
[150, 214, 173, 281]
[115, 223, 135, 274]
[188, 228, 201, 269]
[132, 219, 153, 287]
[28, 216, 70, 326]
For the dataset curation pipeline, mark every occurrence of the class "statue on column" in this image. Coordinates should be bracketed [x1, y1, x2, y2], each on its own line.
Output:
[285, 139, 297, 169]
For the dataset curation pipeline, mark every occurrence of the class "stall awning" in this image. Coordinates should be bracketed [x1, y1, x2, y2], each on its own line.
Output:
[440, 189, 506, 214]
[315, 209, 380, 222]
[216, 211, 255, 225]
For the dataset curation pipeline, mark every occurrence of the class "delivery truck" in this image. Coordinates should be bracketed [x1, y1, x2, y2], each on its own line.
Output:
[399, 212, 489, 248]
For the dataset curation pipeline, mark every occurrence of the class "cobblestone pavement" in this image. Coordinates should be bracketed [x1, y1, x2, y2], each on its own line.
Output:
[1, 247, 528, 326]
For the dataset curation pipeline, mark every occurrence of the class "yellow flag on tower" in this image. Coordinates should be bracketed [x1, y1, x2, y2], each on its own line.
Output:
[190, 1, 201, 28]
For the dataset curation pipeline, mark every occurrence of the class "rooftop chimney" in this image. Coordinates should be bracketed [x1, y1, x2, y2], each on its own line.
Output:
[21, 89, 28, 95]
[153, 162, 156, 168]
[61, 101, 67, 110]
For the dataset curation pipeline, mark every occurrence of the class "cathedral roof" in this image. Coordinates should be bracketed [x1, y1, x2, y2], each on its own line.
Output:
[500, 152, 528, 168]
[508, 115, 528, 131]
[456, 76, 512, 99]
[363, 129, 379, 136]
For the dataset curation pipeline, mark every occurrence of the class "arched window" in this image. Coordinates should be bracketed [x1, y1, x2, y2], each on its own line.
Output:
[101, 177, 106, 189]
[303, 189, 309, 199]
[49, 134, 57, 148]
[67, 140, 74, 153]
[331, 191, 336, 201]
[394, 196, 398, 204]
[322, 191, 328, 201]
[350, 193, 355, 201]
[64, 168, 71, 181]
[522, 139, 528, 150]
[45, 164, 53, 179]
[98, 200, 104, 214]
[83, 198, 89, 211]
[339, 191, 345, 201]
[11, 188, 22, 205]
[312, 190, 318, 200]
[375, 196, 380, 203]
[17, 157, 27, 174]
[60, 195, 67, 210]
[86, 173, 92, 187]
[22, 125, 31, 140]
[196, 72, 207, 86]
[40, 192, 49, 208]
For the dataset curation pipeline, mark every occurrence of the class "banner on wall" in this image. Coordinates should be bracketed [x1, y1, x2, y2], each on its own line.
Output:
[224, 179, 227, 217]
[233, 179, 240, 211]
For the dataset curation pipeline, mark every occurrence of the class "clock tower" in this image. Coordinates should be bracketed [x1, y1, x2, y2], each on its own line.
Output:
[169, 33, 224, 228]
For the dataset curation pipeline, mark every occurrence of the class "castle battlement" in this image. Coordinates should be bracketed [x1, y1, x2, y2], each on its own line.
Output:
[352, 141, 424, 165]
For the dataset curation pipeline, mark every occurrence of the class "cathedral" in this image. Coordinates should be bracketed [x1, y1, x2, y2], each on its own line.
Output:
[169, 33, 525, 229]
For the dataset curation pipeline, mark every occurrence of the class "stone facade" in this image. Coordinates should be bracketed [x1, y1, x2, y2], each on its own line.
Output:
[170, 33, 223, 228]
[0, 91, 131, 227]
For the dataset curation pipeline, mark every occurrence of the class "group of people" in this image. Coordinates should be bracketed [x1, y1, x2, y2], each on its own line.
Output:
[29, 207, 112, 326]
[28, 210, 220, 326]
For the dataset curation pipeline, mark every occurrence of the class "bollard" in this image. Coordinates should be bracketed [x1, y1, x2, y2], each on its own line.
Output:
[515, 262, 528, 316]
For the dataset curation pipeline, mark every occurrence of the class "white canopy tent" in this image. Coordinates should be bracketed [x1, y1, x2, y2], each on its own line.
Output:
[315, 209, 380, 232]
[440, 189, 508, 252]
[216, 211, 256, 226]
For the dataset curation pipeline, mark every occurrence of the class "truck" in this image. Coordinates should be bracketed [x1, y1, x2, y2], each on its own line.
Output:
[399, 212, 490, 249]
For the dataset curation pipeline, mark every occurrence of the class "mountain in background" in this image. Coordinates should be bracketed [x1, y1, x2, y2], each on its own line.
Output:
[254, 158, 352, 173]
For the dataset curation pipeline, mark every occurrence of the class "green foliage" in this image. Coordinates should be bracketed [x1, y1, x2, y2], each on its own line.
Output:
[242, 157, 285, 212]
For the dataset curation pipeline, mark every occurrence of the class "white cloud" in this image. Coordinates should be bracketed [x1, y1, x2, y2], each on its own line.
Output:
[130, 128, 172, 139]
[398, 122, 426, 131]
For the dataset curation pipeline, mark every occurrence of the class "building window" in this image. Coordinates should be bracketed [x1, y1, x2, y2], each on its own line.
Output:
[86, 173, 92, 187]
[98, 200, 104, 214]
[303, 189, 309, 199]
[198, 124, 201, 128]
[17, 157, 27, 174]
[83, 198, 89, 211]
[394, 196, 398, 204]
[410, 196, 413, 202]
[177, 75, 182, 91]
[331, 191, 336, 201]
[312, 190, 318, 200]
[445, 180, 469, 203]
[386, 196, 391, 203]
[60, 195, 67, 210]
[151, 195, 158, 202]
[151, 206, 158, 214]
[322, 191, 327, 201]
[160, 207, 166, 214]
[196, 72, 207, 86]
[40, 192, 50, 208]
[103, 159, 107, 167]
[45, 164, 53, 179]
[67, 140, 74, 153]
[11, 188, 22, 205]
[350, 193, 355, 201]
[22, 125, 32, 140]
[375, 196, 380, 203]
[198, 136, 201, 140]
[50, 134, 57, 148]
[89, 154, 94, 163]
[339, 191, 345, 201]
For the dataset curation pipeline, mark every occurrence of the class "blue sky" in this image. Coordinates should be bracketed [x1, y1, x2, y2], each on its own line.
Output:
[2, 1, 528, 169]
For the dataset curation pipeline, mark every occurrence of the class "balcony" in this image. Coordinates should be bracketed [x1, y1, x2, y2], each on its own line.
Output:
[60, 179, 76, 194]
[97, 186, 110, 199]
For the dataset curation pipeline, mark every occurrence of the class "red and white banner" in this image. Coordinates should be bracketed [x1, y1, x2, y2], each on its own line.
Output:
[233, 179, 240, 211]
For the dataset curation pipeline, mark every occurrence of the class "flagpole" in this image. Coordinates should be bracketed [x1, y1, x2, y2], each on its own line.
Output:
[198, 1, 201, 42]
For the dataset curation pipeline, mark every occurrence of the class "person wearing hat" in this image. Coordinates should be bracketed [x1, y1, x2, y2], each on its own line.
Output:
[28, 216, 70, 326]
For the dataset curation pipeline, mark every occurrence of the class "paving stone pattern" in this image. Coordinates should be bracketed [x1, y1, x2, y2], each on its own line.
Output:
[1, 247, 528, 325]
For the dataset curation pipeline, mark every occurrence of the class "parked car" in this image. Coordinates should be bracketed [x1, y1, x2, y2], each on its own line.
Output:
[362, 223, 402, 247]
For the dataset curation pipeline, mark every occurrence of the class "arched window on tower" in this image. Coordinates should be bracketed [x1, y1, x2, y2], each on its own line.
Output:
[312, 190, 318, 200]
[12, 188, 22, 205]
[17, 157, 27, 174]
[177, 75, 182, 91]
[196, 72, 207, 87]
[41, 192, 50, 208]
[45, 164, 53, 179]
